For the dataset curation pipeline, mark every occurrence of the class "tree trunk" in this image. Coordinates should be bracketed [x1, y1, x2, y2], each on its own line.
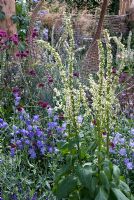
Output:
[0, 0, 16, 35]
[82, 0, 109, 73]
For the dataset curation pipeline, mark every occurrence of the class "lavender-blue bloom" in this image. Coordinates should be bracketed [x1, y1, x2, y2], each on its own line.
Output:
[16, 140, 23, 150]
[28, 148, 36, 159]
[42, 28, 48, 41]
[10, 193, 18, 200]
[36, 130, 43, 137]
[129, 139, 134, 147]
[48, 146, 53, 153]
[31, 192, 37, 200]
[119, 148, 127, 156]
[48, 122, 58, 129]
[27, 125, 33, 131]
[25, 139, 30, 145]
[53, 115, 58, 121]
[126, 162, 133, 170]
[33, 115, 39, 122]
[77, 115, 83, 124]
[0, 118, 4, 123]
[47, 107, 53, 116]
[10, 148, 16, 157]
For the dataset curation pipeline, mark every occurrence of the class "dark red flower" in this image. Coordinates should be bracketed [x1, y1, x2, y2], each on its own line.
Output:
[110, 142, 115, 149]
[102, 132, 107, 136]
[28, 69, 36, 76]
[92, 119, 97, 125]
[73, 72, 79, 78]
[10, 143, 17, 148]
[17, 107, 23, 112]
[112, 68, 117, 74]
[59, 113, 64, 120]
[37, 83, 45, 88]
[38, 101, 49, 108]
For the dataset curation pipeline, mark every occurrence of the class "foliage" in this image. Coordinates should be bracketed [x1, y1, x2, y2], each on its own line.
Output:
[0, 1, 134, 199]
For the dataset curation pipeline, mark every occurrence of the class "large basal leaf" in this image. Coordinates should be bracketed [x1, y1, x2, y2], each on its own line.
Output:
[76, 166, 93, 190]
[119, 180, 130, 196]
[111, 188, 130, 200]
[54, 175, 77, 199]
[100, 171, 110, 191]
[113, 165, 120, 180]
[54, 161, 72, 183]
[95, 187, 108, 200]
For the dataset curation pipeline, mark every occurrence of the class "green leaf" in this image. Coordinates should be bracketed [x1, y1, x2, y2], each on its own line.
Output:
[54, 161, 72, 183]
[119, 180, 130, 195]
[113, 165, 120, 183]
[100, 171, 110, 191]
[76, 166, 93, 190]
[111, 188, 130, 200]
[54, 175, 77, 199]
[95, 187, 108, 200]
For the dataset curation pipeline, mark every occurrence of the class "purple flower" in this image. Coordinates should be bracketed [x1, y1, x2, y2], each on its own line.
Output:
[119, 148, 127, 156]
[40, 147, 46, 155]
[0, 122, 8, 128]
[31, 192, 37, 200]
[25, 139, 30, 145]
[28, 148, 36, 159]
[10, 193, 18, 200]
[47, 107, 53, 116]
[120, 137, 125, 144]
[38, 10, 48, 16]
[43, 28, 48, 41]
[48, 146, 53, 153]
[27, 125, 33, 131]
[77, 115, 83, 124]
[48, 122, 58, 129]
[126, 162, 133, 170]
[13, 125, 18, 131]
[36, 130, 43, 137]
[53, 115, 58, 121]
[129, 139, 134, 147]
[10, 148, 16, 157]
[37, 140, 43, 148]
[0, 118, 3, 123]
[33, 115, 39, 122]
[124, 158, 130, 165]
[16, 140, 23, 150]
[130, 128, 134, 135]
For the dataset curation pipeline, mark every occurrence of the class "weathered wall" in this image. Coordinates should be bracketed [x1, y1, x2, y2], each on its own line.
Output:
[119, 0, 132, 15]
[0, 0, 16, 35]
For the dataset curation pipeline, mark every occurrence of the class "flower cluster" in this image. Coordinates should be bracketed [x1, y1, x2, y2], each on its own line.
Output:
[0, 29, 19, 51]
[0, 118, 8, 129]
[110, 129, 134, 170]
[0, 103, 67, 159]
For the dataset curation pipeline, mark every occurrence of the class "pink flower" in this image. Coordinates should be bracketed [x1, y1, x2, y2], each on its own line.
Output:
[0, 29, 7, 38]
[9, 34, 19, 45]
